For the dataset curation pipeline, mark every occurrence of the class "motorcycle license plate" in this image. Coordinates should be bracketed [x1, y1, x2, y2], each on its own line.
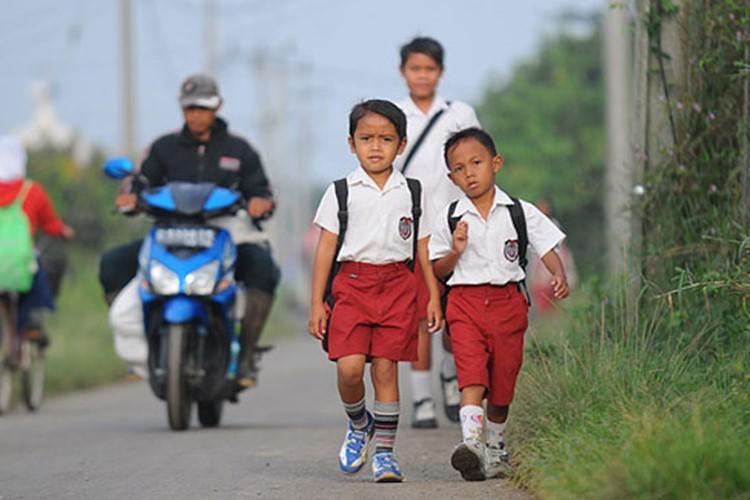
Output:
[155, 227, 215, 248]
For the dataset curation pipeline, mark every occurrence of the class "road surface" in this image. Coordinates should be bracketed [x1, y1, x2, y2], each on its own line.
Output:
[0, 334, 530, 500]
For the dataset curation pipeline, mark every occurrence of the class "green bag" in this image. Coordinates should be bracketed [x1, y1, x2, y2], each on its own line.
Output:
[0, 181, 36, 292]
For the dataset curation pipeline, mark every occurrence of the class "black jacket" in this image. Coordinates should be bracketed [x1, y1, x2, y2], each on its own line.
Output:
[135, 117, 273, 204]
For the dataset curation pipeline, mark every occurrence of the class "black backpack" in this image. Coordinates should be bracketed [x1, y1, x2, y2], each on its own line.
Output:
[322, 177, 423, 352]
[444, 196, 531, 306]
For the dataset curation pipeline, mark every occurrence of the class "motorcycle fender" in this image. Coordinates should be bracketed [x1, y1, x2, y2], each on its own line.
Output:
[163, 296, 206, 324]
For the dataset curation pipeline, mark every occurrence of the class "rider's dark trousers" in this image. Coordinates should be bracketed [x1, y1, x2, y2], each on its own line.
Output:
[98, 240, 281, 296]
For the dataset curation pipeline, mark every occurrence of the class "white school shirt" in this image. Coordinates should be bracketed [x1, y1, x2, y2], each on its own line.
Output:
[394, 96, 480, 215]
[313, 168, 431, 264]
[429, 186, 565, 286]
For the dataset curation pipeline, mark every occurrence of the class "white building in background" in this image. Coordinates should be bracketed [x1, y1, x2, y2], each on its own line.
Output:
[15, 81, 94, 166]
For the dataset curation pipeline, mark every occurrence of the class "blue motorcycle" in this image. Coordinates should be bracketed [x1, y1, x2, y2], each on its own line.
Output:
[104, 157, 245, 431]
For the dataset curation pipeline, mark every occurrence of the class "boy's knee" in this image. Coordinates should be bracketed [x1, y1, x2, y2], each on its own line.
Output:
[337, 359, 365, 387]
[371, 360, 397, 385]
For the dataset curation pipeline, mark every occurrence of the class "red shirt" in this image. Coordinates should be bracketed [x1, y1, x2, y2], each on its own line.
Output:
[0, 179, 66, 237]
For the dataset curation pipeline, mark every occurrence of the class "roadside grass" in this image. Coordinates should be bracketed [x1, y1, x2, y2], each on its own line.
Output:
[512, 287, 750, 499]
[44, 250, 127, 394]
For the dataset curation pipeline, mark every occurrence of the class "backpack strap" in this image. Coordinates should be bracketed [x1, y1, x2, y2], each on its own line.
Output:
[405, 178, 422, 272]
[441, 200, 461, 284]
[323, 178, 348, 307]
[15, 180, 33, 207]
[508, 196, 531, 304]
[400, 102, 452, 175]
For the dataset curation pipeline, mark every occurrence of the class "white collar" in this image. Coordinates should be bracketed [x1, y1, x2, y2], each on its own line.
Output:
[348, 167, 405, 192]
[402, 95, 449, 118]
[453, 186, 514, 217]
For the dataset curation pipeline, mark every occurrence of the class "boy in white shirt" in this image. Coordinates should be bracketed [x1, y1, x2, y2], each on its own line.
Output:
[430, 128, 569, 481]
[308, 99, 442, 482]
[395, 36, 481, 428]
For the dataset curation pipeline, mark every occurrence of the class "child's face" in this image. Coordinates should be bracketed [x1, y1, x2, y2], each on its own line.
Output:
[348, 112, 407, 175]
[446, 138, 503, 199]
[400, 53, 443, 101]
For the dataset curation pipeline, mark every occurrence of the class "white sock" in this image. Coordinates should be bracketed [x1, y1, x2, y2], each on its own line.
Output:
[410, 370, 432, 403]
[441, 352, 457, 379]
[459, 405, 484, 443]
[487, 420, 507, 449]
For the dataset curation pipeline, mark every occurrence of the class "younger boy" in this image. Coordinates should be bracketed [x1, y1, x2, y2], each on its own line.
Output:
[429, 128, 569, 481]
[308, 99, 442, 483]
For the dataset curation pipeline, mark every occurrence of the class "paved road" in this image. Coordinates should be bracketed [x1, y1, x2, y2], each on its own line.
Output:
[0, 334, 530, 500]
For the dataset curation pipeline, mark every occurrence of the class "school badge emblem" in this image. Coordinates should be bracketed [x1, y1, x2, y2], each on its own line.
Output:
[504, 239, 519, 262]
[399, 217, 413, 240]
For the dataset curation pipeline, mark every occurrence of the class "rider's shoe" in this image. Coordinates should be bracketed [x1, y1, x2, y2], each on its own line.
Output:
[24, 327, 50, 349]
[338, 411, 375, 473]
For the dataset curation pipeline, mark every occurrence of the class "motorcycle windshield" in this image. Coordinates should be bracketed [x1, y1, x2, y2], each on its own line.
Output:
[142, 182, 240, 216]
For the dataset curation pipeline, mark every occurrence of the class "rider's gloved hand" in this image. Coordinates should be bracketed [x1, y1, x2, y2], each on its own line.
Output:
[247, 197, 274, 219]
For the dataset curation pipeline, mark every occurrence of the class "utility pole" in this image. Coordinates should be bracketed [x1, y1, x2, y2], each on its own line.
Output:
[203, 0, 216, 76]
[119, 0, 136, 157]
[604, 2, 632, 279]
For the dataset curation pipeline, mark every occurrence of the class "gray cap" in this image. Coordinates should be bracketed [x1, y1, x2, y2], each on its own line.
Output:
[179, 73, 221, 109]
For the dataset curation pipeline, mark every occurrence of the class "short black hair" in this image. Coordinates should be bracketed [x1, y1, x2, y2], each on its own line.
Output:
[400, 36, 444, 69]
[443, 127, 498, 169]
[349, 99, 407, 141]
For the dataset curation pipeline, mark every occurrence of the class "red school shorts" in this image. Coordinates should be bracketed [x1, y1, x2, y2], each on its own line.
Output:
[446, 284, 529, 406]
[328, 261, 419, 362]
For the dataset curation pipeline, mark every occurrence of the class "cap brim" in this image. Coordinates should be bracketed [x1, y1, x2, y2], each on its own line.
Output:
[179, 95, 221, 109]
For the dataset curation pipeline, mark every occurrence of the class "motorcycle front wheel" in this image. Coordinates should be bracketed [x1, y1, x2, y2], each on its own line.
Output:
[166, 324, 192, 431]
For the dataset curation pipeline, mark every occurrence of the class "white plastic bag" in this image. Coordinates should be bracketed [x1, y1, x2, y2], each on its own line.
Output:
[109, 277, 147, 375]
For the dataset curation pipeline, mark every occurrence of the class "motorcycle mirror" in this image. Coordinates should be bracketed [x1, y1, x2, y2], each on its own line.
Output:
[103, 157, 135, 179]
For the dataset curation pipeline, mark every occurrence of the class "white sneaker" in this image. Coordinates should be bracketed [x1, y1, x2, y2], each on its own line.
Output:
[485, 444, 512, 478]
[440, 374, 461, 422]
[450, 439, 485, 481]
[411, 398, 438, 428]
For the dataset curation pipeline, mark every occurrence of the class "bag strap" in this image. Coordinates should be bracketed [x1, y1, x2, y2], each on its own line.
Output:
[406, 178, 422, 272]
[14, 180, 33, 207]
[508, 196, 531, 304]
[324, 178, 349, 305]
[400, 102, 451, 175]
[441, 200, 461, 284]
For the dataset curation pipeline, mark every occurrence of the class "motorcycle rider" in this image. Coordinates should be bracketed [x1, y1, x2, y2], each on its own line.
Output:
[98, 73, 280, 388]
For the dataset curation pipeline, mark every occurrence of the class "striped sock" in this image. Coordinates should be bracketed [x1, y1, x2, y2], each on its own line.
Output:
[373, 401, 399, 454]
[344, 398, 369, 430]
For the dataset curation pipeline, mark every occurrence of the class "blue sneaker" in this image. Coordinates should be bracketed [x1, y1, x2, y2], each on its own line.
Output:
[372, 452, 404, 483]
[338, 412, 374, 473]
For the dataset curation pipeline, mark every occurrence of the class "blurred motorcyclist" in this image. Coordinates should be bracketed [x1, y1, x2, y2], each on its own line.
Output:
[98, 74, 280, 388]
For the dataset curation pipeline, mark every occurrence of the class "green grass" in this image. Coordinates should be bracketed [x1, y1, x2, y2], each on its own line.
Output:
[511, 290, 750, 499]
[44, 250, 128, 394]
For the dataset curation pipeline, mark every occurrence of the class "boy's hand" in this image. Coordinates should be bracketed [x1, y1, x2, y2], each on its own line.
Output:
[550, 274, 569, 300]
[426, 297, 443, 333]
[308, 301, 328, 340]
[452, 221, 469, 255]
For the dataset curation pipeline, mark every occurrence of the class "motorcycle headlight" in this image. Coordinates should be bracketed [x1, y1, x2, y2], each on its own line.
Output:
[149, 261, 180, 295]
[184, 261, 220, 296]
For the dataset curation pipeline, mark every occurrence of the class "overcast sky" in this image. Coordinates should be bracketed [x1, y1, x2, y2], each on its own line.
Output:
[1, 0, 603, 182]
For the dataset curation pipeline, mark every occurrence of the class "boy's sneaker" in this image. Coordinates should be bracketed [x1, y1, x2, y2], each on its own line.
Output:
[411, 398, 438, 428]
[338, 412, 374, 473]
[485, 444, 513, 479]
[372, 452, 404, 483]
[439, 373, 460, 423]
[450, 439, 486, 481]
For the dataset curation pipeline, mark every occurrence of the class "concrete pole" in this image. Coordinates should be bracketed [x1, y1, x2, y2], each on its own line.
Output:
[119, 0, 136, 157]
[604, 2, 632, 279]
